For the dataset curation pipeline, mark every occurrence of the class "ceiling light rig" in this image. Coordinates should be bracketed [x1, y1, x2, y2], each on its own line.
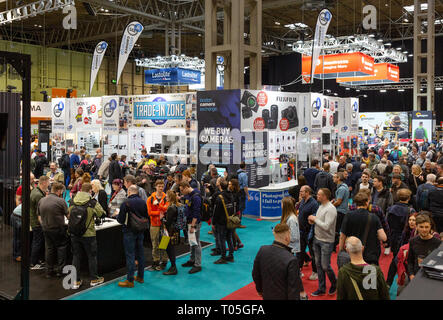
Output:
[135, 55, 205, 72]
[292, 34, 408, 63]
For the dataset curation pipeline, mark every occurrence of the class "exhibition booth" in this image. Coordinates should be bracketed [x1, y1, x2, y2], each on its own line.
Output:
[196, 89, 360, 219]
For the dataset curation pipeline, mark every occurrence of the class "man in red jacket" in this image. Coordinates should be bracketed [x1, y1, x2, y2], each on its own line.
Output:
[147, 179, 169, 271]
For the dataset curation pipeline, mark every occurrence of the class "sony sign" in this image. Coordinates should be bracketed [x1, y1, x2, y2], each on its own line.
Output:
[0, 0, 75, 25]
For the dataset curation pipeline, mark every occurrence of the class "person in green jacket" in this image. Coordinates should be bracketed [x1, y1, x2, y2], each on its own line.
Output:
[68, 182, 106, 289]
[337, 236, 390, 300]
[30, 175, 50, 269]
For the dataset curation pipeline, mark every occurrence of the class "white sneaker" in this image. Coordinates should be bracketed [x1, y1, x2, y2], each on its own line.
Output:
[90, 277, 104, 287]
[30, 264, 45, 270]
[72, 280, 82, 290]
[384, 247, 391, 255]
[309, 272, 318, 281]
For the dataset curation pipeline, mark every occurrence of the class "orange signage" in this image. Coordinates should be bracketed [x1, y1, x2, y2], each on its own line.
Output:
[51, 88, 77, 98]
[336, 63, 399, 84]
[302, 52, 375, 82]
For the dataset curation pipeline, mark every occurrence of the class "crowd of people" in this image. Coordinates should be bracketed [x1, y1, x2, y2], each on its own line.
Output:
[12, 146, 250, 290]
[253, 138, 443, 300]
[10, 137, 443, 299]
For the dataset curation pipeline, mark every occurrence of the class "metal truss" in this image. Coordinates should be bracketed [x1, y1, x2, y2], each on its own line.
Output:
[339, 76, 443, 90]
[292, 34, 408, 63]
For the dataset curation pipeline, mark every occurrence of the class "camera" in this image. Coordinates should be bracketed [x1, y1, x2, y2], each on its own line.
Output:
[262, 109, 270, 128]
[242, 106, 253, 119]
[241, 91, 259, 113]
[262, 106, 278, 129]
[281, 106, 299, 129]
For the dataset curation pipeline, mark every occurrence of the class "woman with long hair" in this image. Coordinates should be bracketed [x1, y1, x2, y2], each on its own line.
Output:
[228, 179, 244, 250]
[109, 179, 126, 218]
[280, 196, 307, 299]
[162, 190, 182, 276]
[69, 168, 84, 199]
[408, 164, 425, 196]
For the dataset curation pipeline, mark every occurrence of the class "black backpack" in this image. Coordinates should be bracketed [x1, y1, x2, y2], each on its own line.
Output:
[315, 172, 330, 191]
[82, 161, 93, 173]
[190, 193, 211, 222]
[68, 199, 96, 237]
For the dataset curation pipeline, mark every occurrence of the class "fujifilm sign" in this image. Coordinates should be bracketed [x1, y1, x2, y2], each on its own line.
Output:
[0, 0, 74, 25]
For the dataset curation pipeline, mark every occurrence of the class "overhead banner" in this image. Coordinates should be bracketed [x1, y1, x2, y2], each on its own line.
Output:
[132, 94, 188, 128]
[70, 97, 103, 129]
[302, 52, 375, 80]
[145, 68, 201, 85]
[101, 96, 120, 135]
[240, 90, 299, 132]
[116, 21, 143, 85]
[90, 41, 108, 95]
[307, 8, 332, 84]
[51, 98, 67, 134]
[359, 112, 409, 139]
[337, 63, 400, 85]
[412, 111, 433, 141]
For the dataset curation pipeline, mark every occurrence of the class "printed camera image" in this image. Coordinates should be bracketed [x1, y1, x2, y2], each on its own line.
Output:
[281, 106, 299, 129]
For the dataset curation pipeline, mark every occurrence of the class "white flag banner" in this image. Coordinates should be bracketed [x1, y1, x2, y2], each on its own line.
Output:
[90, 41, 108, 95]
[308, 9, 332, 84]
[116, 21, 144, 85]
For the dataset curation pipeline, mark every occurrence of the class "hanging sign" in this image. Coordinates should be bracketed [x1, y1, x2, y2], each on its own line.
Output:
[302, 52, 375, 80]
[116, 21, 144, 84]
[90, 41, 108, 95]
[145, 68, 201, 85]
[307, 9, 333, 84]
[132, 94, 187, 127]
[336, 63, 399, 85]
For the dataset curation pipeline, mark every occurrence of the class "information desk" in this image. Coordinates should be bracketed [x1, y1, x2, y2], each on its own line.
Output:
[243, 180, 297, 220]
[67, 219, 126, 275]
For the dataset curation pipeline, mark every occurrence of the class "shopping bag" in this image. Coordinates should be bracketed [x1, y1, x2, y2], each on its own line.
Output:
[159, 228, 170, 250]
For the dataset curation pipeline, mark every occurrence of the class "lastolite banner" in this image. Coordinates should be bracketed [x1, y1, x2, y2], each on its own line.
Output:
[336, 63, 399, 85]
[302, 52, 374, 80]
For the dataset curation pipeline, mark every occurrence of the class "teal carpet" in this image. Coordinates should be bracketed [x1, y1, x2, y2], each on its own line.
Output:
[67, 218, 276, 300]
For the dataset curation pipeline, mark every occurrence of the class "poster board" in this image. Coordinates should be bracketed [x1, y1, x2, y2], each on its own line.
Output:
[412, 111, 433, 141]
[359, 112, 409, 139]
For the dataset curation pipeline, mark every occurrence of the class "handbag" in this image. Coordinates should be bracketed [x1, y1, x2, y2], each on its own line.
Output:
[337, 212, 372, 269]
[159, 228, 170, 250]
[219, 194, 241, 230]
[124, 202, 149, 233]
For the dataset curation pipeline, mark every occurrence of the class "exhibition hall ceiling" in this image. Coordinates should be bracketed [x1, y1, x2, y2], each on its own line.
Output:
[1, 0, 443, 58]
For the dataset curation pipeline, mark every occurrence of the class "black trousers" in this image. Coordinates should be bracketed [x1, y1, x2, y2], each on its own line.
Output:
[298, 231, 317, 273]
[43, 228, 69, 274]
[31, 226, 45, 265]
[71, 235, 99, 281]
[334, 211, 345, 249]
[166, 243, 176, 267]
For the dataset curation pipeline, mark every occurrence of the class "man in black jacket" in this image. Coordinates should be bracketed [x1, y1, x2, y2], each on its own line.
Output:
[314, 162, 336, 195]
[429, 177, 443, 233]
[371, 175, 393, 216]
[108, 153, 122, 185]
[211, 178, 235, 264]
[117, 185, 149, 288]
[252, 223, 302, 300]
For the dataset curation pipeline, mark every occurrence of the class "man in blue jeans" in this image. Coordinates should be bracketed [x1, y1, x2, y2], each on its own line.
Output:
[308, 188, 338, 296]
[180, 182, 203, 274]
[116, 185, 148, 288]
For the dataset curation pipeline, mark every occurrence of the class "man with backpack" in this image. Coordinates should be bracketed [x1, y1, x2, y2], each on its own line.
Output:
[68, 183, 106, 289]
[416, 174, 436, 211]
[146, 179, 169, 271]
[116, 185, 149, 288]
[180, 181, 203, 274]
[429, 177, 443, 233]
[314, 162, 335, 195]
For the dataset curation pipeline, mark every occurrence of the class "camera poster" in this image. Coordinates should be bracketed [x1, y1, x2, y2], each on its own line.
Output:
[69, 97, 103, 129]
[240, 90, 299, 132]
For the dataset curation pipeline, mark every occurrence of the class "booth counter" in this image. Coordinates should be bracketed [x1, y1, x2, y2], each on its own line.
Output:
[243, 180, 297, 220]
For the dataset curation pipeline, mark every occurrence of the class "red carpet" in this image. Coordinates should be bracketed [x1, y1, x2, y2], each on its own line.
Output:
[222, 248, 393, 300]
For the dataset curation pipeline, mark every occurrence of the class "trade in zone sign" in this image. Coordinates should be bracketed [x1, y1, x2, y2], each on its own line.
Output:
[133, 97, 186, 126]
